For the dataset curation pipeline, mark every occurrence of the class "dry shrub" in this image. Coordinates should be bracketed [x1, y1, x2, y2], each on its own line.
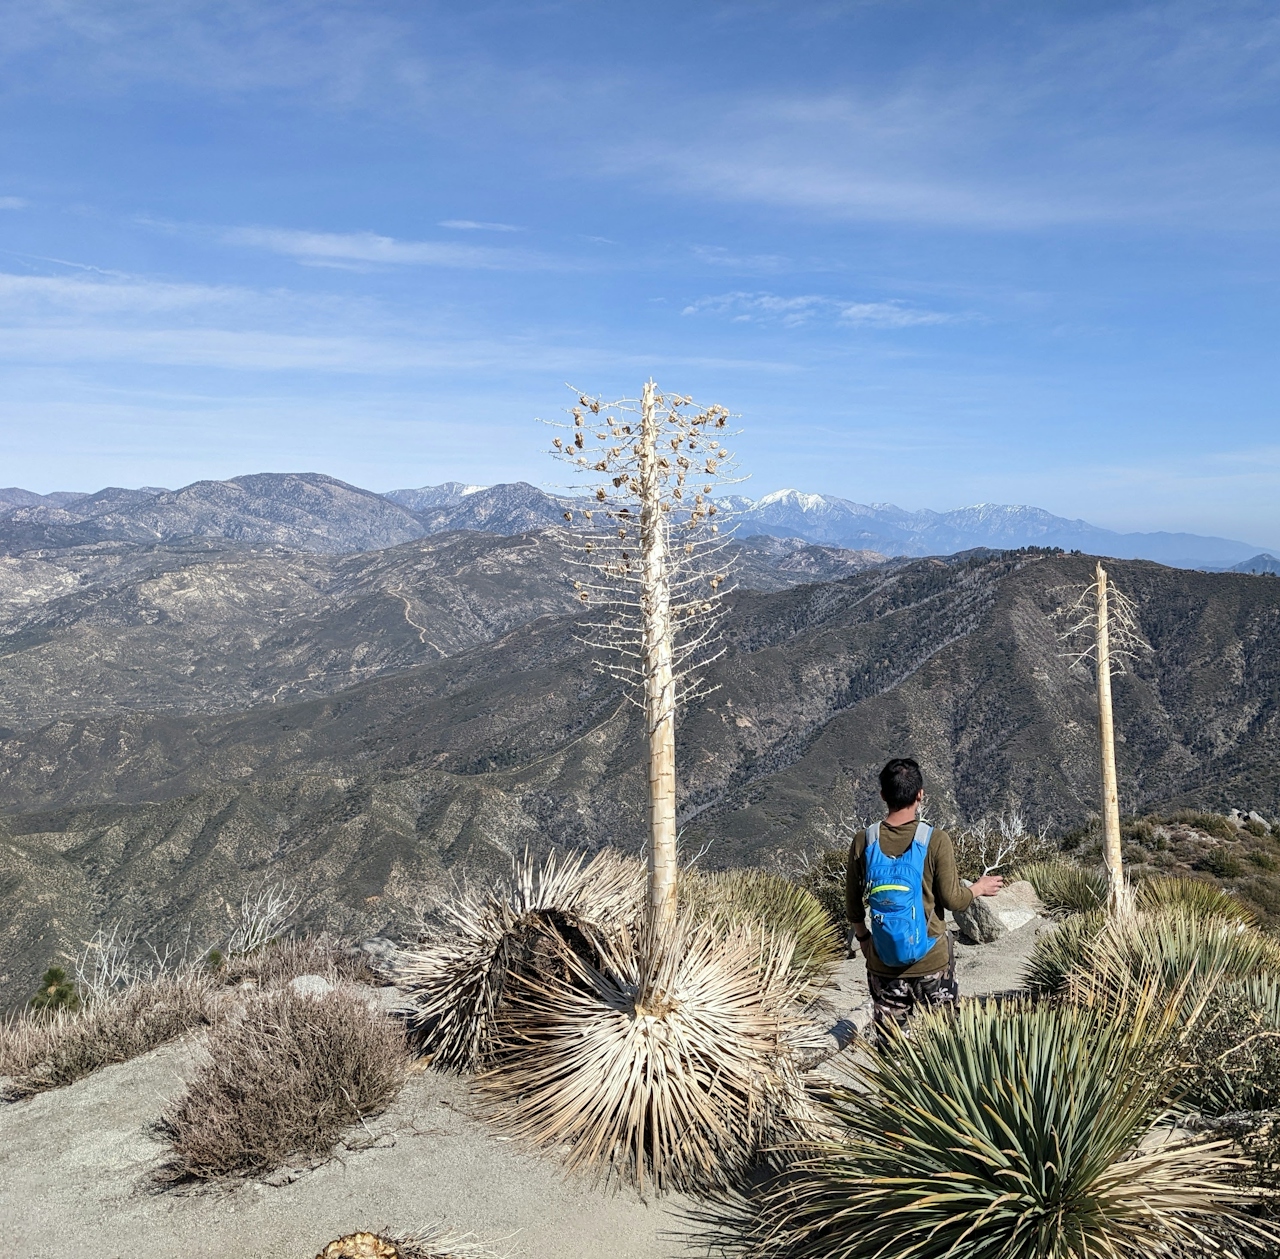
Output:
[218, 934, 380, 989]
[476, 916, 817, 1194]
[158, 985, 408, 1181]
[0, 971, 218, 1100]
[395, 848, 644, 1072]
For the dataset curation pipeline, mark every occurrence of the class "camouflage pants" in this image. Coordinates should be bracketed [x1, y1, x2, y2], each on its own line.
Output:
[867, 934, 958, 1033]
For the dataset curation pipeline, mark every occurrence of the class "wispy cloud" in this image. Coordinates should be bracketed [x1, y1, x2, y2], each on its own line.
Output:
[220, 225, 543, 270]
[682, 291, 953, 329]
[438, 219, 523, 232]
[0, 197, 28, 210]
[691, 245, 790, 273]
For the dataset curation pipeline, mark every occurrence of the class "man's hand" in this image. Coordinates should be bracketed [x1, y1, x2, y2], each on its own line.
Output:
[847, 927, 873, 959]
[970, 874, 1005, 898]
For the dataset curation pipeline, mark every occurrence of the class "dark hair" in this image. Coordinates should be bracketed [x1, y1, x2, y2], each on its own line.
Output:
[879, 758, 923, 811]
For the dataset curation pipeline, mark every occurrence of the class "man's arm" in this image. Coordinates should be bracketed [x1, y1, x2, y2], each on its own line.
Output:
[933, 829, 1004, 908]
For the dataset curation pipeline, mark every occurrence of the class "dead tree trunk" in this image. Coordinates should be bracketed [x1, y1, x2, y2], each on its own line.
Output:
[1094, 562, 1129, 915]
[638, 379, 678, 936]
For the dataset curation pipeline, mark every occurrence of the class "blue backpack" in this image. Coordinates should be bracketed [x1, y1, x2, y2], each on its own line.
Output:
[864, 821, 934, 967]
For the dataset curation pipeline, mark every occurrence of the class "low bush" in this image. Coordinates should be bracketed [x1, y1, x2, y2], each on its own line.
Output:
[1167, 810, 1238, 842]
[710, 997, 1274, 1258]
[158, 985, 408, 1181]
[0, 971, 218, 1100]
[218, 934, 380, 989]
[682, 868, 843, 984]
[1023, 907, 1280, 1000]
[1199, 848, 1248, 879]
[1138, 874, 1256, 925]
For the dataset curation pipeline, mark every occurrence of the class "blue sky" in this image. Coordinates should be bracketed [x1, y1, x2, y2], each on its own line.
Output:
[1, 1, 1278, 546]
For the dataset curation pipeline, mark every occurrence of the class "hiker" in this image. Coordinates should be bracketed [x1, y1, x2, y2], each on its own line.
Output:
[846, 757, 1003, 1031]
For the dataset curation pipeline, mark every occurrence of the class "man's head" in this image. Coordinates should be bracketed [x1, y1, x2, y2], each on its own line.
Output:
[879, 757, 924, 811]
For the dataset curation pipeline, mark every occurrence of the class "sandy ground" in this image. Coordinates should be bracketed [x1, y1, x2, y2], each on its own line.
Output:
[0, 918, 1049, 1259]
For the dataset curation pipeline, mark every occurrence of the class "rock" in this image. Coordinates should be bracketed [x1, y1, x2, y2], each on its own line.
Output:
[288, 974, 335, 999]
[991, 879, 1044, 932]
[955, 880, 1044, 945]
[1248, 811, 1272, 832]
[354, 935, 400, 975]
[955, 896, 1006, 945]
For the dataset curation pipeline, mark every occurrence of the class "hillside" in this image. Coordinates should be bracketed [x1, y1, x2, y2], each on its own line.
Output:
[0, 531, 882, 733]
[2, 549, 1278, 1009]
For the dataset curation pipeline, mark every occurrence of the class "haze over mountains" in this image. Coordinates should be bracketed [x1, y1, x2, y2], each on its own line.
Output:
[2, 473, 1273, 569]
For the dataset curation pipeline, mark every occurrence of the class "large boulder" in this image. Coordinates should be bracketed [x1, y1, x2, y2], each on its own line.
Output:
[954, 880, 1043, 945]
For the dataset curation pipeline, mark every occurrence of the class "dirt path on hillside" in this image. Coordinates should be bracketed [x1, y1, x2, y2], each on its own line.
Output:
[1, 919, 1049, 1259]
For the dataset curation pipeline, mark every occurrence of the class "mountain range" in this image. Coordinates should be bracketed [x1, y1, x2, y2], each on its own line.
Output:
[2, 474, 1272, 569]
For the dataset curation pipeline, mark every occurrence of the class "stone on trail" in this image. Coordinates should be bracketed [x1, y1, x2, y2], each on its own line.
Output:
[954, 880, 1043, 945]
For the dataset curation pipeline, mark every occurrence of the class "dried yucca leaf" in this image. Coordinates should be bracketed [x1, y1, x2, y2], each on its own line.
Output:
[476, 916, 818, 1193]
[394, 848, 644, 1072]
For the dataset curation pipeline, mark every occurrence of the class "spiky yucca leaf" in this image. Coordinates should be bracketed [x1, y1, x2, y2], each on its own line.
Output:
[476, 916, 816, 1193]
[710, 996, 1275, 1259]
[1021, 910, 1108, 995]
[682, 868, 843, 986]
[1016, 859, 1107, 916]
[394, 849, 644, 1072]
[1135, 875, 1257, 926]
[1027, 907, 1280, 1000]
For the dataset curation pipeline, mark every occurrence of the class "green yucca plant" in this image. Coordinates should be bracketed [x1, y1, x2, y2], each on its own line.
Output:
[708, 995, 1275, 1259]
[28, 965, 80, 1014]
[394, 848, 645, 1072]
[682, 868, 843, 986]
[1016, 859, 1107, 916]
[1025, 906, 1280, 999]
[1136, 875, 1257, 925]
[476, 915, 816, 1193]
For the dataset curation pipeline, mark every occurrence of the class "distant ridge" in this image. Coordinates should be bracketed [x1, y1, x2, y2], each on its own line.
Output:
[1230, 553, 1280, 575]
[1, 474, 1272, 569]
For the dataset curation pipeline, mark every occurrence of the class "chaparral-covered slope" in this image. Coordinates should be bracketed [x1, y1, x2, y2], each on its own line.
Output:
[2, 550, 1279, 1009]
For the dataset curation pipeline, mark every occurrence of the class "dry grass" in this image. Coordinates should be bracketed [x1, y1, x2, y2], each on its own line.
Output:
[476, 916, 817, 1194]
[0, 971, 219, 1100]
[395, 848, 645, 1072]
[157, 985, 408, 1181]
[218, 934, 382, 989]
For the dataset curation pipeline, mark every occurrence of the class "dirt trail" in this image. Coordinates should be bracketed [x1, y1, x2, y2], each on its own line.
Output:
[1, 919, 1049, 1259]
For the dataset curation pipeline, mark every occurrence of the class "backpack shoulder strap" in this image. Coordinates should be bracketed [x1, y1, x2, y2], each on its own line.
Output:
[913, 820, 933, 849]
[866, 821, 880, 849]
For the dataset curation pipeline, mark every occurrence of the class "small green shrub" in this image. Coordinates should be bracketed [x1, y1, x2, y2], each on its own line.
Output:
[1245, 819, 1271, 839]
[1022, 911, 1107, 995]
[793, 848, 848, 932]
[1198, 848, 1247, 879]
[1249, 849, 1278, 871]
[157, 986, 408, 1181]
[28, 965, 80, 1014]
[1137, 875, 1256, 925]
[1167, 810, 1238, 842]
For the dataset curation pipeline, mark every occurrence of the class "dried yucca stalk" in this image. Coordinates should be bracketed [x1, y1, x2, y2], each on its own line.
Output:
[395, 849, 644, 1072]
[476, 916, 818, 1193]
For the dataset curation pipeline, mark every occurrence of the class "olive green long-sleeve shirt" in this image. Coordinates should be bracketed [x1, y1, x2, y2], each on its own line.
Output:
[845, 820, 974, 977]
